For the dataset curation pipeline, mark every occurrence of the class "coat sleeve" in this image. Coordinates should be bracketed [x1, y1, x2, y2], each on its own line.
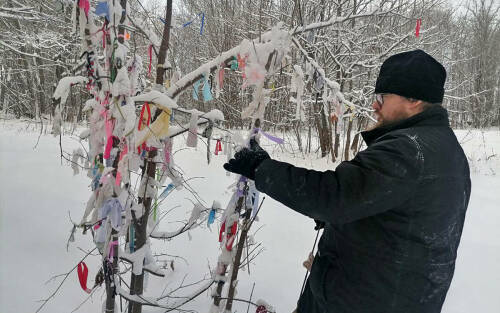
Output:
[254, 134, 423, 224]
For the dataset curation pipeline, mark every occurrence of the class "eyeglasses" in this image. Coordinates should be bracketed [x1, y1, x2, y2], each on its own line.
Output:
[373, 93, 387, 105]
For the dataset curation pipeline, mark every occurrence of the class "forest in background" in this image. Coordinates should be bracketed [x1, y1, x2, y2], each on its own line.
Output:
[0, 0, 499, 160]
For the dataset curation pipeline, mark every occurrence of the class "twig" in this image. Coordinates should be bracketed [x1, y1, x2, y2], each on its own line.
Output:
[36, 247, 98, 313]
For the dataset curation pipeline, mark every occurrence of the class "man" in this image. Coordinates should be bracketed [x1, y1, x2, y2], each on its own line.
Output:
[224, 50, 471, 313]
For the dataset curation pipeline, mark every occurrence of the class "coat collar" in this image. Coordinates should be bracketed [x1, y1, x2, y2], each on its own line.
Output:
[361, 105, 450, 146]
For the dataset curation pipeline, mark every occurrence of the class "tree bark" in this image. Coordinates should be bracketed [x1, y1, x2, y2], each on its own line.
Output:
[128, 2, 172, 312]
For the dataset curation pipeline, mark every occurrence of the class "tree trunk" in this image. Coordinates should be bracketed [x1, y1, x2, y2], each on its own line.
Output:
[128, 1, 172, 312]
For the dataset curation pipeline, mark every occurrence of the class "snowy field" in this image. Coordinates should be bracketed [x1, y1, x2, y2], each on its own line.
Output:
[0, 119, 499, 313]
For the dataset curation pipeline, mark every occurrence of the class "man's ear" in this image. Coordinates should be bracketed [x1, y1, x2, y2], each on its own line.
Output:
[408, 99, 424, 113]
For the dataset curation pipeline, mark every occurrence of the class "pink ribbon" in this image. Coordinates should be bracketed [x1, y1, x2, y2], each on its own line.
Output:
[115, 143, 128, 186]
[78, 0, 90, 18]
[103, 135, 115, 160]
[108, 240, 118, 262]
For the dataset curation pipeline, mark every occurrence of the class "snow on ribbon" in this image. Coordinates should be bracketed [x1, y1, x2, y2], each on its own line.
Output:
[132, 90, 178, 110]
[53, 76, 88, 106]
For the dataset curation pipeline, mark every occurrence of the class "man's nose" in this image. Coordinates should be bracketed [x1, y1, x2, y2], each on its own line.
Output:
[372, 100, 381, 111]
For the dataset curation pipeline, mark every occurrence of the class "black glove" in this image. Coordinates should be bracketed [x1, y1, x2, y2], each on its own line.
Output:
[223, 139, 270, 180]
[314, 219, 325, 230]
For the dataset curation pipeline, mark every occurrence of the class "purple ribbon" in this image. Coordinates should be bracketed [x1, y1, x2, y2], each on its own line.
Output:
[255, 128, 284, 144]
[237, 176, 247, 197]
[108, 240, 118, 262]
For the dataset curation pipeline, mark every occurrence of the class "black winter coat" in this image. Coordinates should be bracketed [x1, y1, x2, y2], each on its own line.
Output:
[254, 106, 471, 313]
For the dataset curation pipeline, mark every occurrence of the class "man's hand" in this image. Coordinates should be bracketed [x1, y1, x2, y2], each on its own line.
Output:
[302, 252, 314, 271]
[223, 139, 270, 180]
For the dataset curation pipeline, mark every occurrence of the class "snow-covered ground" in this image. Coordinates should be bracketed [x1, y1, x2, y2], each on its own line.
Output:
[0, 120, 499, 313]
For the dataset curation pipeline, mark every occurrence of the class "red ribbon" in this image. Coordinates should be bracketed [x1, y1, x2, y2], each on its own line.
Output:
[219, 221, 238, 251]
[215, 139, 222, 155]
[138, 102, 151, 131]
[148, 45, 153, 77]
[415, 19, 422, 37]
[77, 262, 92, 294]
[137, 102, 152, 154]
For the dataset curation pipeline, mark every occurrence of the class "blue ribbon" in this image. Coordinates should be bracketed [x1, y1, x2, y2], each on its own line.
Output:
[207, 208, 216, 226]
[129, 225, 135, 253]
[192, 78, 201, 100]
[159, 183, 175, 201]
[95, 1, 110, 21]
[182, 12, 205, 35]
[202, 75, 212, 102]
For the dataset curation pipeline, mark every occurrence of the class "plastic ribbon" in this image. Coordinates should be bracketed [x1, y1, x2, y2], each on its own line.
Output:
[78, 0, 90, 18]
[237, 54, 247, 78]
[230, 56, 238, 70]
[95, 1, 110, 21]
[158, 183, 175, 201]
[236, 176, 248, 197]
[129, 224, 135, 253]
[138, 102, 151, 131]
[103, 135, 117, 160]
[215, 139, 222, 155]
[200, 13, 205, 35]
[77, 262, 92, 294]
[182, 12, 205, 35]
[415, 19, 422, 37]
[202, 75, 213, 102]
[251, 187, 260, 219]
[207, 208, 216, 226]
[148, 45, 153, 77]
[153, 199, 158, 221]
[192, 79, 201, 100]
[103, 114, 115, 155]
[256, 128, 284, 144]
[108, 240, 118, 262]
[92, 173, 101, 190]
[99, 198, 123, 231]
[115, 143, 128, 186]
[218, 220, 238, 251]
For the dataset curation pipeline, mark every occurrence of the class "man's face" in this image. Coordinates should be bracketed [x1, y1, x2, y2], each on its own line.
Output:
[371, 94, 416, 128]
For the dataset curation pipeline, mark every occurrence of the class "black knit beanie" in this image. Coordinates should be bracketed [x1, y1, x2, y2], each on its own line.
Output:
[375, 50, 446, 103]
